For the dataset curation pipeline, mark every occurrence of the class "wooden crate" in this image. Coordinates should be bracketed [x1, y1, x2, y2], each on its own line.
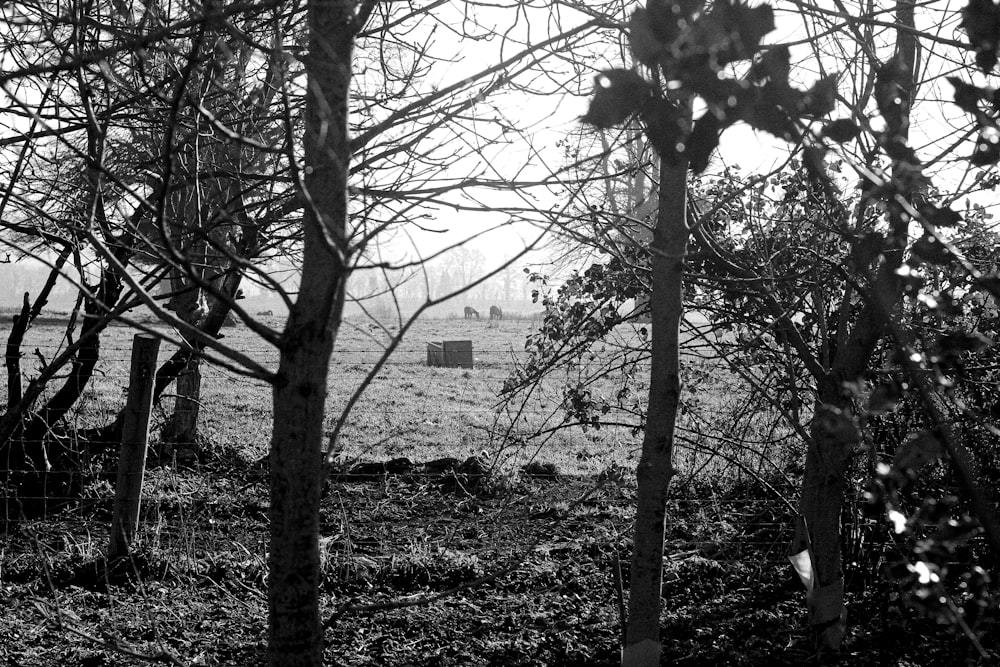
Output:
[426, 340, 473, 368]
[426, 342, 444, 366]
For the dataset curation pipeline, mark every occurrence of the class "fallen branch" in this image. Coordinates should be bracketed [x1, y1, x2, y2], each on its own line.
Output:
[30, 598, 186, 666]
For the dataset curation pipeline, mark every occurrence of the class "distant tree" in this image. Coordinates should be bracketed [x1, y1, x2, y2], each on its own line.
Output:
[436, 268, 454, 300]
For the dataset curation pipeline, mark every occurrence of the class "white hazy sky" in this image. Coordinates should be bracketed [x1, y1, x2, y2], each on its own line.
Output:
[4, 1, 992, 290]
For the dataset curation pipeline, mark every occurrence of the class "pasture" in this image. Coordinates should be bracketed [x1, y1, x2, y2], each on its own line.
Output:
[15, 312, 647, 473]
[0, 312, 977, 665]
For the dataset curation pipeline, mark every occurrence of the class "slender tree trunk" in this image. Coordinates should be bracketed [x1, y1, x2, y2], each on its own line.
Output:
[5, 251, 70, 411]
[2, 260, 126, 517]
[166, 360, 201, 447]
[6, 292, 32, 409]
[267, 0, 353, 664]
[796, 380, 855, 650]
[622, 158, 689, 667]
[22, 262, 125, 442]
[162, 233, 208, 446]
[797, 1, 917, 650]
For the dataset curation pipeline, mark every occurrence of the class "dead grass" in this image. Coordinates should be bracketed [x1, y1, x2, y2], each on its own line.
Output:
[2, 315, 654, 475]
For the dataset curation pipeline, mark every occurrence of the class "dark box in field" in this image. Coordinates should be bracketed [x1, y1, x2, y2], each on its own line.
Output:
[426, 340, 473, 368]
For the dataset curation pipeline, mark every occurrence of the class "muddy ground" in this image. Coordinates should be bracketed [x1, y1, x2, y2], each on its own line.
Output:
[0, 459, 992, 666]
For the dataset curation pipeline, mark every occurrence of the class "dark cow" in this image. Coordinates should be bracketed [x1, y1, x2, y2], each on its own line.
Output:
[489, 305, 503, 321]
[464, 306, 480, 319]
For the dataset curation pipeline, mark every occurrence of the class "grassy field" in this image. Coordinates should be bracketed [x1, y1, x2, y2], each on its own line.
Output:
[4, 312, 651, 475]
[1, 312, 984, 665]
[3, 307, 797, 482]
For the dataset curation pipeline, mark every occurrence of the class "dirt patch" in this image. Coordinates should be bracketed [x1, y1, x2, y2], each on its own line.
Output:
[0, 461, 993, 666]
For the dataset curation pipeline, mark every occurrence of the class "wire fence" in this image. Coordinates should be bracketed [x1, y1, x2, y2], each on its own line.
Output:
[2, 468, 805, 569]
[7, 332, 665, 466]
[1, 321, 842, 614]
[6, 333, 920, 667]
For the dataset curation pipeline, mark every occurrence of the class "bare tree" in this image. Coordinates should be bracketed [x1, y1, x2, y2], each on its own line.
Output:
[525, 0, 1000, 658]
[0, 0, 617, 663]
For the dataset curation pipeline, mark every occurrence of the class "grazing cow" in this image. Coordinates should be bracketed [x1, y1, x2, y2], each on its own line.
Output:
[464, 306, 480, 319]
[489, 305, 503, 321]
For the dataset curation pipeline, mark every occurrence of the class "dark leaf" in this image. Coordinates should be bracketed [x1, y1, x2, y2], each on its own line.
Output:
[917, 204, 962, 228]
[800, 74, 838, 117]
[802, 144, 829, 185]
[749, 45, 790, 84]
[641, 97, 685, 160]
[938, 330, 994, 355]
[665, 0, 705, 19]
[646, 0, 698, 43]
[971, 128, 1000, 166]
[979, 275, 1000, 299]
[850, 231, 884, 268]
[814, 404, 860, 443]
[911, 234, 953, 266]
[760, 76, 801, 110]
[710, 2, 775, 65]
[894, 430, 944, 472]
[582, 69, 652, 128]
[858, 171, 889, 201]
[948, 76, 984, 114]
[928, 291, 965, 317]
[740, 98, 795, 139]
[685, 69, 748, 109]
[874, 55, 911, 138]
[868, 381, 901, 415]
[883, 138, 920, 164]
[686, 111, 722, 173]
[962, 0, 1000, 73]
[629, 9, 664, 68]
[979, 47, 1000, 74]
[823, 118, 862, 143]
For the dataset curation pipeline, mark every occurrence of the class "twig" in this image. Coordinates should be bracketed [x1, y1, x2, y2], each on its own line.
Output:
[26, 521, 186, 666]
[942, 592, 989, 660]
[325, 484, 606, 628]
[324, 557, 523, 627]
[31, 599, 185, 665]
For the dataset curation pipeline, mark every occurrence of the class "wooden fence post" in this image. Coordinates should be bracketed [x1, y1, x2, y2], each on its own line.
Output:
[109, 333, 160, 559]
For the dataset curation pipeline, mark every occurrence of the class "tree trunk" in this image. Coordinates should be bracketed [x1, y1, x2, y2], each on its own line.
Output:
[4, 251, 70, 411]
[797, 1, 917, 650]
[795, 380, 854, 650]
[164, 359, 201, 451]
[1, 260, 126, 517]
[268, 304, 341, 665]
[267, 0, 354, 664]
[6, 292, 31, 410]
[622, 159, 689, 667]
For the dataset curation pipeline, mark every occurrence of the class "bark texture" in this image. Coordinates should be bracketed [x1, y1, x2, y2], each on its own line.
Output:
[797, 1, 917, 650]
[622, 161, 689, 667]
[267, 0, 354, 664]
